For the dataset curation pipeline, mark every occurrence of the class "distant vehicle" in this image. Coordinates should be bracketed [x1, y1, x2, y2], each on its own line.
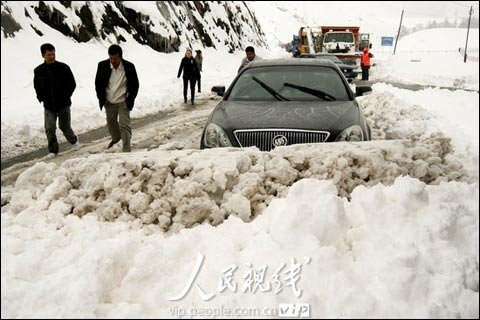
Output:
[293, 26, 372, 66]
[202, 59, 372, 151]
[298, 53, 359, 82]
[297, 27, 322, 54]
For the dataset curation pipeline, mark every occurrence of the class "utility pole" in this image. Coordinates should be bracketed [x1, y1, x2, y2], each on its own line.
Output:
[464, 6, 474, 63]
[393, 10, 404, 55]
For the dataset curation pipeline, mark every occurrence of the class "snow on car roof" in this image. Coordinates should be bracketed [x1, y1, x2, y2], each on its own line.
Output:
[244, 58, 337, 69]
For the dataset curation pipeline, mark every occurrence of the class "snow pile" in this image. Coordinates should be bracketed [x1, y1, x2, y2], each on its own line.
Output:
[368, 84, 479, 146]
[359, 91, 434, 141]
[363, 85, 479, 179]
[2, 177, 478, 318]
[4, 133, 468, 232]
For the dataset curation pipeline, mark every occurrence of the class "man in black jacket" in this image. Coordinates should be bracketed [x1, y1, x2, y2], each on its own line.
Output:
[34, 43, 80, 157]
[95, 45, 139, 152]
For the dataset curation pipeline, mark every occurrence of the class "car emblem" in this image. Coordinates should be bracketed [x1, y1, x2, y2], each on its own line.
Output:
[272, 134, 288, 147]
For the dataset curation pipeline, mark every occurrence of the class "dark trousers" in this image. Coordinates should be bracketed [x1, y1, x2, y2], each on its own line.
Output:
[183, 77, 196, 102]
[197, 74, 201, 93]
[361, 65, 370, 81]
[44, 107, 78, 154]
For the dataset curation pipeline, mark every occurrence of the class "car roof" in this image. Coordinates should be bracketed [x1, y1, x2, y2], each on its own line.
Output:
[299, 53, 339, 57]
[243, 58, 338, 70]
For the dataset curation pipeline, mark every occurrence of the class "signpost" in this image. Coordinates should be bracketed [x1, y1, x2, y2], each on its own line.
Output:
[381, 37, 394, 46]
[381, 36, 394, 53]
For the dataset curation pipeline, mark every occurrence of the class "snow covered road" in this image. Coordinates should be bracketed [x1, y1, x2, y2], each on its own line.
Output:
[1, 97, 217, 185]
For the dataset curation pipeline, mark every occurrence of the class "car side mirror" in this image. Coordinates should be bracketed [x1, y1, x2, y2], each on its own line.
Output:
[356, 85, 372, 96]
[369, 43, 372, 49]
[211, 86, 225, 97]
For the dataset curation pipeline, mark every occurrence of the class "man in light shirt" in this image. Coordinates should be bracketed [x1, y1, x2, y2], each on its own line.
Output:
[95, 45, 139, 152]
[238, 46, 262, 73]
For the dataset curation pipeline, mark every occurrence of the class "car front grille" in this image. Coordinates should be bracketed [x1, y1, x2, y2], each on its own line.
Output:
[234, 129, 330, 151]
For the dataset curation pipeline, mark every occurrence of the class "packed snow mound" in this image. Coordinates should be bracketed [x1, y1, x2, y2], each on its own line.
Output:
[360, 88, 480, 180]
[359, 90, 435, 140]
[2, 177, 478, 318]
[5, 134, 468, 231]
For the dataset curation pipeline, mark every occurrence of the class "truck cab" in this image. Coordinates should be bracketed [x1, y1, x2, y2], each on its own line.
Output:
[322, 31, 355, 53]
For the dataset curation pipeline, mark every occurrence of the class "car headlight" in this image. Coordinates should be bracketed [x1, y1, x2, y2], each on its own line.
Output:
[203, 123, 233, 147]
[335, 125, 364, 142]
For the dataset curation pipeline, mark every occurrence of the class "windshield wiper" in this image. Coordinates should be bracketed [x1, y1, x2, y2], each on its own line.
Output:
[252, 76, 289, 101]
[283, 83, 336, 101]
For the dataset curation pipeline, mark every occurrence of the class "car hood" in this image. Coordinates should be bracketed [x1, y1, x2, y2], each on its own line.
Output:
[210, 100, 359, 131]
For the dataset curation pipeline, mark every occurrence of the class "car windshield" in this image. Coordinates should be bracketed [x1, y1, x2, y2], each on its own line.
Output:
[324, 32, 354, 43]
[228, 66, 350, 101]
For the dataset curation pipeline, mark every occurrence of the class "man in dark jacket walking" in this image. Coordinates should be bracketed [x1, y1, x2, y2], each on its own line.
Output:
[34, 43, 80, 157]
[95, 44, 139, 152]
[177, 48, 199, 105]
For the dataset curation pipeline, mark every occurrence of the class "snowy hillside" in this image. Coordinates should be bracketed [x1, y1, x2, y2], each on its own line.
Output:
[1, 1, 266, 52]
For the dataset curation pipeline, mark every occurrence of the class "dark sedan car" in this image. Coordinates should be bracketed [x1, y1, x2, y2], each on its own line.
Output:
[201, 59, 372, 151]
[298, 53, 359, 82]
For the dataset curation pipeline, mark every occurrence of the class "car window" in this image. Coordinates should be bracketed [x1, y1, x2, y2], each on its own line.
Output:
[228, 66, 350, 101]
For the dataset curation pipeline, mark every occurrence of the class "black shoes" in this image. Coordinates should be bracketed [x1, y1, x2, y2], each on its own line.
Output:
[107, 139, 121, 149]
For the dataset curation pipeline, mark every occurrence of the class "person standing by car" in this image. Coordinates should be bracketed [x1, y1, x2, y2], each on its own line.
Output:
[95, 44, 139, 152]
[194, 50, 203, 93]
[361, 47, 373, 81]
[177, 48, 199, 105]
[34, 43, 80, 158]
[238, 46, 262, 73]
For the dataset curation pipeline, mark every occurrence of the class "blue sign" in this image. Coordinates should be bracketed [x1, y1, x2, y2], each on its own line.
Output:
[381, 37, 394, 46]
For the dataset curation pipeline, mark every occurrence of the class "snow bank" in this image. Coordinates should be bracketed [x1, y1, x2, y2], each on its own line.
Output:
[3, 131, 468, 232]
[368, 84, 479, 146]
[2, 176, 478, 318]
[362, 86, 479, 179]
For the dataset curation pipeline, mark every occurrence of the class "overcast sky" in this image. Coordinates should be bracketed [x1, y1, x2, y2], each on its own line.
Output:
[252, 1, 479, 43]
[292, 1, 479, 27]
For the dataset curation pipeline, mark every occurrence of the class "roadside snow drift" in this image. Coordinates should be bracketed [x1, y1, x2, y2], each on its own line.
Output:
[4, 134, 469, 232]
[2, 175, 478, 318]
